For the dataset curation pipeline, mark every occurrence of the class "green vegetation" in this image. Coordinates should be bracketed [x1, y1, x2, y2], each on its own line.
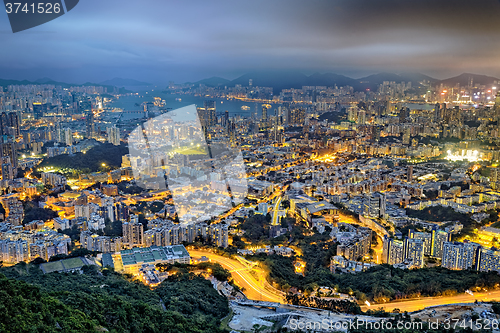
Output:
[22, 200, 57, 224]
[406, 206, 472, 224]
[248, 224, 337, 292]
[258, 259, 500, 304]
[156, 262, 231, 283]
[150, 201, 165, 213]
[101, 218, 123, 237]
[38, 143, 128, 177]
[117, 181, 144, 195]
[0, 263, 229, 333]
[406, 206, 487, 240]
[326, 265, 500, 303]
[155, 272, 230, 325]
[240, 213, 270, 242]
[415, 136, 461, 145]
[317, 111, 346, 124]
[492, 302, 500, 315]
[0, 274, 99, 332]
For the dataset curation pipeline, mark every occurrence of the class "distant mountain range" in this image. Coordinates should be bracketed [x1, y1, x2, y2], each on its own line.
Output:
[191, 71, 500, 93]
[1, 72, 498, 93]
[0, 77, 135, 93]
[99, 78, 150, 86]
[0, 77, 111, 88]
[435, 73, 500, 87]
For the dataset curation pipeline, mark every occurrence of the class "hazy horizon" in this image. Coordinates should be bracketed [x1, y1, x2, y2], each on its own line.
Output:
[2, 0, 500, 85]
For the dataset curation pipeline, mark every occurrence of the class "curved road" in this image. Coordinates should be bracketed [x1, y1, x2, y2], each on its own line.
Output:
[189, 251, 500, 313]
[272, 196, 283, 226]
[189, 249, 284, 303]
[361, 290, 500, 313]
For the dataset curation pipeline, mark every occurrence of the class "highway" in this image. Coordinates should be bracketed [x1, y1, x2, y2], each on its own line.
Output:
[271, 196, 283, 226]
[188, 247, 500, 313]
[361, 290, 500, 313]
[188, 249, 284, 303]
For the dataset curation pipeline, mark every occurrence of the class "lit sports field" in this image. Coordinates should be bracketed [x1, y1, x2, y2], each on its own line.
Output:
[173, 146, 207, 155]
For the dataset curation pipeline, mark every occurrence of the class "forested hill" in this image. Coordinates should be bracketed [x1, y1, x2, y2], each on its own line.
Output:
[36, 143, 129, 177]
[0, 263, 230, 333]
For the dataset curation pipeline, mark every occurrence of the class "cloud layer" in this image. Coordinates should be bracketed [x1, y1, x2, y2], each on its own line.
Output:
[1, 0, 500, 83]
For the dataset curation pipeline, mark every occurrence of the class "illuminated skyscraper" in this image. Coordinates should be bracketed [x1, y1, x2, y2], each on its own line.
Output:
[122, 219, 144, 248]
[290, 107, 305, 126]
[197, 100, 217, 128]
[261, 106, 268, 128]
[404, 238, 424, 268]
[407, 165, 413, 182]
[107, 125, 120, 145]
[477, 248, 500, 273]
[363, 193, 385, 219]
[382, 235, 404, 265]
[429, 229, 450, 258]
[86, 111, 95, 138]
[442, 242, 481, 270]
[408, 229, 432, 256]
[64, 128, 72, 146]
[357, 110, 366, 125]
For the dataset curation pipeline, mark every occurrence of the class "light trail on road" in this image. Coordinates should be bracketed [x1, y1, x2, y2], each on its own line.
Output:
[271, 196, 283, 226]
[188, 249, 284, 303]
[361, 290, 500, 313]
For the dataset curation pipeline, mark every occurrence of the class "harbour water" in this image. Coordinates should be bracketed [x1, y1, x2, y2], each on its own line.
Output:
[109, 90, 280, 120]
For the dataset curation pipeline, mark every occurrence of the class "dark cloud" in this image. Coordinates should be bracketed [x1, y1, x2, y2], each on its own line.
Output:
[1, 0, 500, 83]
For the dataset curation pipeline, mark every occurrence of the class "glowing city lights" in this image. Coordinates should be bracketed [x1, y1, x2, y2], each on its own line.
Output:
[445, 149, 483, 162]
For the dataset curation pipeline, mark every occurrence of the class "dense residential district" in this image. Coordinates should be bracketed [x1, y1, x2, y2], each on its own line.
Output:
[6, 76, 500, 331]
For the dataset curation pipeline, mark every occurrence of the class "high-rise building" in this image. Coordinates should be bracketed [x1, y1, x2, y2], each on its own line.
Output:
[33, 102, 49, 119]
[122, 220, 144, 248]
[0, 138, 17, 170]
[357, 110, 366, 125]
[407, 165, 413, 182]
[107, 125, 120, 145]
[290, 108, 305, 126]
[441, 241, 481, 270]
[261, 106, 268, 126]
[0, 112, 20, 137]
[64, 128, 72, 146]
[337, 230, 372, 261]
[491, 168, 500, 183]
[408, 230, 432, 256]
[382, 235, 404, 265]
[86, 111, 95, 138]
[404, 238, 424, 268]
[0, 239, 29, 263]
[477, 248, 500, 273]
[208, 223, 228, 248]
[1, 162, 13, 180]
[348, 106, 357, 122]
[0, 196, 24, 226]
[253, 103, 259, 121]
[434, 103, 441, 121]
[431, 229, 451, 258]
[114, 203, 129, 222]
[363, 193, 385, 219]
[383, 235, 426, 268]
[399, 107, 409, 123]
[494, 92, 500, 111]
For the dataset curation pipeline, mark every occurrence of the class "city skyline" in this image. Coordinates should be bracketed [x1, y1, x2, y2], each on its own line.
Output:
[3, 1, 500, 330]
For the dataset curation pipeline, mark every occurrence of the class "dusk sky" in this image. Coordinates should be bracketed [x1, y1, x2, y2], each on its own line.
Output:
[1, 0, 500, 84]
